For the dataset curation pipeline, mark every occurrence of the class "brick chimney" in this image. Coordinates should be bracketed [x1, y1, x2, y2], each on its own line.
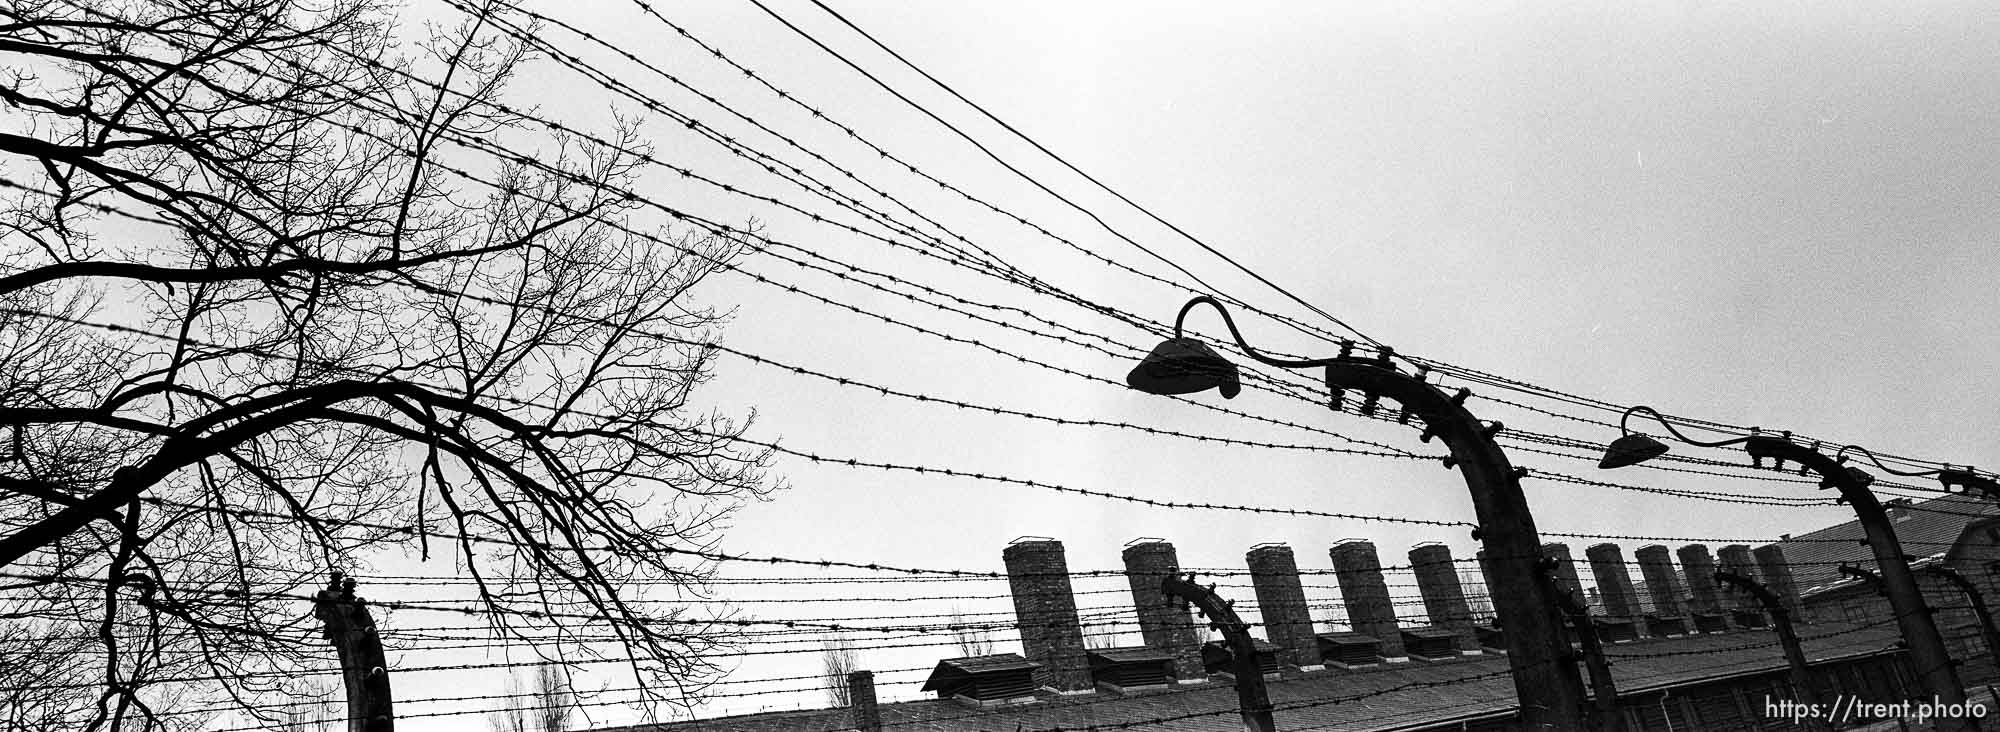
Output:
[1474, 548, 1499, 607]
[847, 670, 881, 731]
[1121, 539, 1205, 681]
[1716, 544, 1763, 620]
[1330, 539, 1404, 659]
[1245, 544, 1318, 670]
[1634, 545, 1685, 617]
[1676, 544, 1723, 613]
[1003, 537, 1092, 693]
[1585, 543, 1647, 637]
[1540, 542, 1587, 607]
[1409, 543, 1477, 652]
[1752, 544, 1800, 616]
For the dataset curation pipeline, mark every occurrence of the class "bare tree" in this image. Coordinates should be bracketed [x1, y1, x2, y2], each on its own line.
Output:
[277, 683, 340, 732]
[1460, 566, 1497, 620]
[490, 663, 573, 732]
[0, 0, 773, 727]
[1083, 627, 1123, 650]
[947, 608, 995, 658]
[0, 612, 217, 731]
[820, 636, 858, 707]
[285, 705, 339, 732]
[0, 616, 98, 730]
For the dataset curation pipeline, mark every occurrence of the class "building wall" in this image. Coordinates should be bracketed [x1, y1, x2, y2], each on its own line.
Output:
[1945, 519, 2000, 685]
[1789, 521, 2000, 691]
[1801, 584, 1884, 625]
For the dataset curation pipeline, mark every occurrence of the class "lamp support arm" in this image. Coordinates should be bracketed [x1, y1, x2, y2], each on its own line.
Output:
[1618, 406, 1753, 448]
[1172, 296, 1350, 370]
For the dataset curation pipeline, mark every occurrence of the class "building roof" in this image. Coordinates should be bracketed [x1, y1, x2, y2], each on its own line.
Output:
[1204, 637, 1282, 653]
[1764, 492, 2000, 594]
[919, 654, 1041, 692]
[603, 622, 1901, 732]
[1316, 631, 1383, 645]
[930, 654, 1038, 674]
[1086, 646, 1174, 664]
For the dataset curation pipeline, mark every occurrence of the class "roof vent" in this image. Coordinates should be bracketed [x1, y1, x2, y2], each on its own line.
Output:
[1691, 611, 1731, 634]
[1591, 617, 1639, 644]
[1087, 646, 1176, 692]
[1400, 627, 1461, 661]
[1644, 614, 1689, 638]
[922, 654, 1042, 706]
[1316, 631, 1383, 668]
[1202, 638, 1282, 677]
[1473, 623, 1506, 653]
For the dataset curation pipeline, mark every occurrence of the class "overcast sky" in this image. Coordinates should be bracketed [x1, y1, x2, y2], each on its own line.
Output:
[302, 1, 2000, 728]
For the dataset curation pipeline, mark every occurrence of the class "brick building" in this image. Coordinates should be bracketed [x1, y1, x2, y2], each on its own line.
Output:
[598, 527, 1957, 732]
[1767, 492, 2000, 685]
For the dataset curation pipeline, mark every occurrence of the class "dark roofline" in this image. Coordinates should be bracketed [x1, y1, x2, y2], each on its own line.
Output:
[920, 654, 1041, 692]
[1763, 493, 1998, 550]
[1365, 646, 1903, 732]
[1799, 577, 1876, 601]
[1620, 646, 1900, 695]
[1949, 516, 2000, 551]
[1370, 707, 1514, 732]
[1087, 646, 1175, 663]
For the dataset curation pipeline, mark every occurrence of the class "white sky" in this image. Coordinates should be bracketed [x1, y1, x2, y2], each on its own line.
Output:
[191, 0, 2000, 728]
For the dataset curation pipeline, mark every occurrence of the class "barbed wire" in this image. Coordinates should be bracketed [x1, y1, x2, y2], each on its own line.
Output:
[717, 0, 1994, 482]
[22, 4, 1981, 515]
[139, 0, 1991, 506]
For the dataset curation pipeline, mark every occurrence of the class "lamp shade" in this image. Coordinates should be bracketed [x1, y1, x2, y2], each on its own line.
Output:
[1845, 466, 1875, 489]
[1598, 433, 1670, 469]
[1126, 337, 1241, 398]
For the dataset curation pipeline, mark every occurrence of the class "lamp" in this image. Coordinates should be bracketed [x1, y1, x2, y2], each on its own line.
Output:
[1595, 406, 1749, 469]
[1124, 296, 1353, 400]
[1598, 434, 1669, 470]
[1126, 337, 1241, 398]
